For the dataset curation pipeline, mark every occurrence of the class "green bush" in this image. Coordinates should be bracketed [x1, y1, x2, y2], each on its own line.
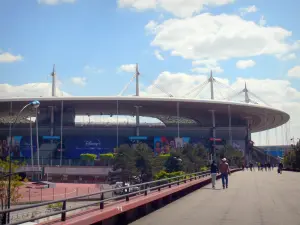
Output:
[47, 202, 63, 209]
[80, 153, 97, 161]
[100, 153, 115, 159]
[159, 153, 171, 158]
[154, 170, 185, 180]
[200, 166, 208, 172]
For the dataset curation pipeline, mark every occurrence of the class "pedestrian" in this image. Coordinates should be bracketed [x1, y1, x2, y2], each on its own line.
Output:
[210, 160, 219, 189]
[219, 158, 230, 189]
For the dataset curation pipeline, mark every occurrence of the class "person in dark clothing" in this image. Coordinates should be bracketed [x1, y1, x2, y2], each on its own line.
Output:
[278, 162, 283, 174]
[210, 160, 219, 189]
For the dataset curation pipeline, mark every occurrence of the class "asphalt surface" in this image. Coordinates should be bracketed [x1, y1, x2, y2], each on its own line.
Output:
[130, 169, 300, 225]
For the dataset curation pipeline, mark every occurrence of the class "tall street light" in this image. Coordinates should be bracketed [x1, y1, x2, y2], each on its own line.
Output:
[5, 100, 40, 224]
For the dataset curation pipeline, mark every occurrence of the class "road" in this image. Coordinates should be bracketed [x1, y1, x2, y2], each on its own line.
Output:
[130, 170, 300, 225]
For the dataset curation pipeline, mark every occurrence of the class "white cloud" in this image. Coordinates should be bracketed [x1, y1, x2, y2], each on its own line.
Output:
[0, 52, 23, 63]
[119, 64, 136, 73]
[147, 14, 299, 61]
[287, 66, 300, 78]
[118, 0, 235, 18]
[154, 50, 164, 60]
[38, 0, 76, 5]
[259, 15, 266, 26]
[191, 59, 223, 73]
[141, 71, 300, 145]
[239, 5, 258, 16]
[0, 83, 70, 97]
[71, 77, 87, 86]
[84, 65, 103, 74]
[145, 20, 159, 34]
[191, 66, 223, 73]
[192, 59, 218, 67]
[236, 60, 256, 69]
[277, 53, 297, 61]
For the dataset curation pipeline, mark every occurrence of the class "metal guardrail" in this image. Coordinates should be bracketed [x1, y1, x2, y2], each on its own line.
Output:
[0, 170, 215, 225]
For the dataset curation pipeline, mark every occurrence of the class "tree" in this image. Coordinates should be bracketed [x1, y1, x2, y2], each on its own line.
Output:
[164, 154, 183, 173]
[135, 143, 154, 182]
[0, 157, 23, 211]
[219, 145, 243, 166]
[112, 145, 137, 183]
[286, 140, 300, 169]
[180, 144, 208, 173]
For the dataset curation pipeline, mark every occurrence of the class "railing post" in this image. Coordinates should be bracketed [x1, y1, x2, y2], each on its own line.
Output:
[2, 212, 7, 225]
[144, 184, 148, 196]
[61, 201, 66, 221]
[184, 175, 187, 183]
[126, 195, 129, 201]
[100, 193, 104, 209]
[168, 180, 171, 188]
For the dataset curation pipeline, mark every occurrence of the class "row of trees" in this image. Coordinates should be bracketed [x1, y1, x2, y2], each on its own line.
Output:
[284, 141, 300, 170]
[109, 143, 244, 183]
[0, 143, 244, 211]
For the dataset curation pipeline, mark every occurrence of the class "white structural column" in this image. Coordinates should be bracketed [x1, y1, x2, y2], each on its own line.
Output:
[117, 100, 119, 148]
[135, 64, 140, 137]
[30, 117, 34, 170]
[209, 110, 216, 161]
[177, 102, 180, 138]
[228, 105, 232, 146]
[245, 117, 252, 162]
[60, 100, 64, 166]
[135, 106, 140, 136]
[36, 109, 40, 171]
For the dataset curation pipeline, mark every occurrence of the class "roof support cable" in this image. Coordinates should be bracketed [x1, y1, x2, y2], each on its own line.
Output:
[183, 80, 209, 98]
[140, 74, 175, 97]
[248, 91, 271, 107]
[118, 73, 137, 96]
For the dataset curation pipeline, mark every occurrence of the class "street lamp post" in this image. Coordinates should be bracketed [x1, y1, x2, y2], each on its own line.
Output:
[4, 100, 40, 224]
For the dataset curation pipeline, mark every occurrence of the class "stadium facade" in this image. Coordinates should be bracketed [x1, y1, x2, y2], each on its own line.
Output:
[0, 67, 291, 165]
[0, 96, 289, 163]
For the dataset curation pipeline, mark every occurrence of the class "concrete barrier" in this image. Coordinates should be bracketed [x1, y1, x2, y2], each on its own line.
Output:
[40, 169, 240, 225]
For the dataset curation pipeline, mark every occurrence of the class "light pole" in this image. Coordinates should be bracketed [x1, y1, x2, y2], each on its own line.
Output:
[5, 100, 40, 224]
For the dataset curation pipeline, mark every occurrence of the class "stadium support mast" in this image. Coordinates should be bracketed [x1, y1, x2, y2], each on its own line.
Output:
[243, 82, 250, 103]
[50, 64, 56, 138]
[136, 63, 140, 97]
[209, 70, 214, 100]
[51, 64, 56, 97]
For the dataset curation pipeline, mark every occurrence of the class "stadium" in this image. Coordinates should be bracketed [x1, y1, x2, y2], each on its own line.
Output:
[0, 68, 291, 182]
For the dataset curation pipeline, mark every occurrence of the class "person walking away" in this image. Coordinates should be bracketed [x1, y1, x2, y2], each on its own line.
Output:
[210, 160, 219, 189]
[219, 158, 230, 189]
[278, 162, 283, 174]
[249, 162, 253, 171]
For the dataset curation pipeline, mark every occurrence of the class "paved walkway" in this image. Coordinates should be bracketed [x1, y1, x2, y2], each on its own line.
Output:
[130, 170, 300, 225]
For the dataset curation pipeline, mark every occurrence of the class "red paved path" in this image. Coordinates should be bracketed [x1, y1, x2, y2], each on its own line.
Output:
[18, 183, 102, 203]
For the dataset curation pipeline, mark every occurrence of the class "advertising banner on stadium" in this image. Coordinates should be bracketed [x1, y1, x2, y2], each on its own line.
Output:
[154, 137, 190, 155]
[64, 136, 124, 158]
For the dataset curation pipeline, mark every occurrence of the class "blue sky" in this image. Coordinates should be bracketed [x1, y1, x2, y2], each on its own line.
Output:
[1, 0, 300, 145]
[1, 0, 300, 96]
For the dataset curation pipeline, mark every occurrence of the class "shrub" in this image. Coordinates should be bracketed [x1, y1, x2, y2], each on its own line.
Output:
[159, 153, 171, 158]
[200, 166, 208, 172]
[100, 153, 115, 159]
[154, 170, 185, 180]
[80, 153, 97, 161]
[47, 202, 63, 210]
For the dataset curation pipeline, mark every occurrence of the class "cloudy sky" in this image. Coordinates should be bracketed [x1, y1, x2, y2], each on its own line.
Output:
[1, 0, 300, 146]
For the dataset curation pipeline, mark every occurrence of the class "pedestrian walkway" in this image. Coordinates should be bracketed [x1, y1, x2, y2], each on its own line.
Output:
[130, 171, 300, 225]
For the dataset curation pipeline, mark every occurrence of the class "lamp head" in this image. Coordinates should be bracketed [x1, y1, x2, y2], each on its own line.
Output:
[30, 100, 40, 109]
